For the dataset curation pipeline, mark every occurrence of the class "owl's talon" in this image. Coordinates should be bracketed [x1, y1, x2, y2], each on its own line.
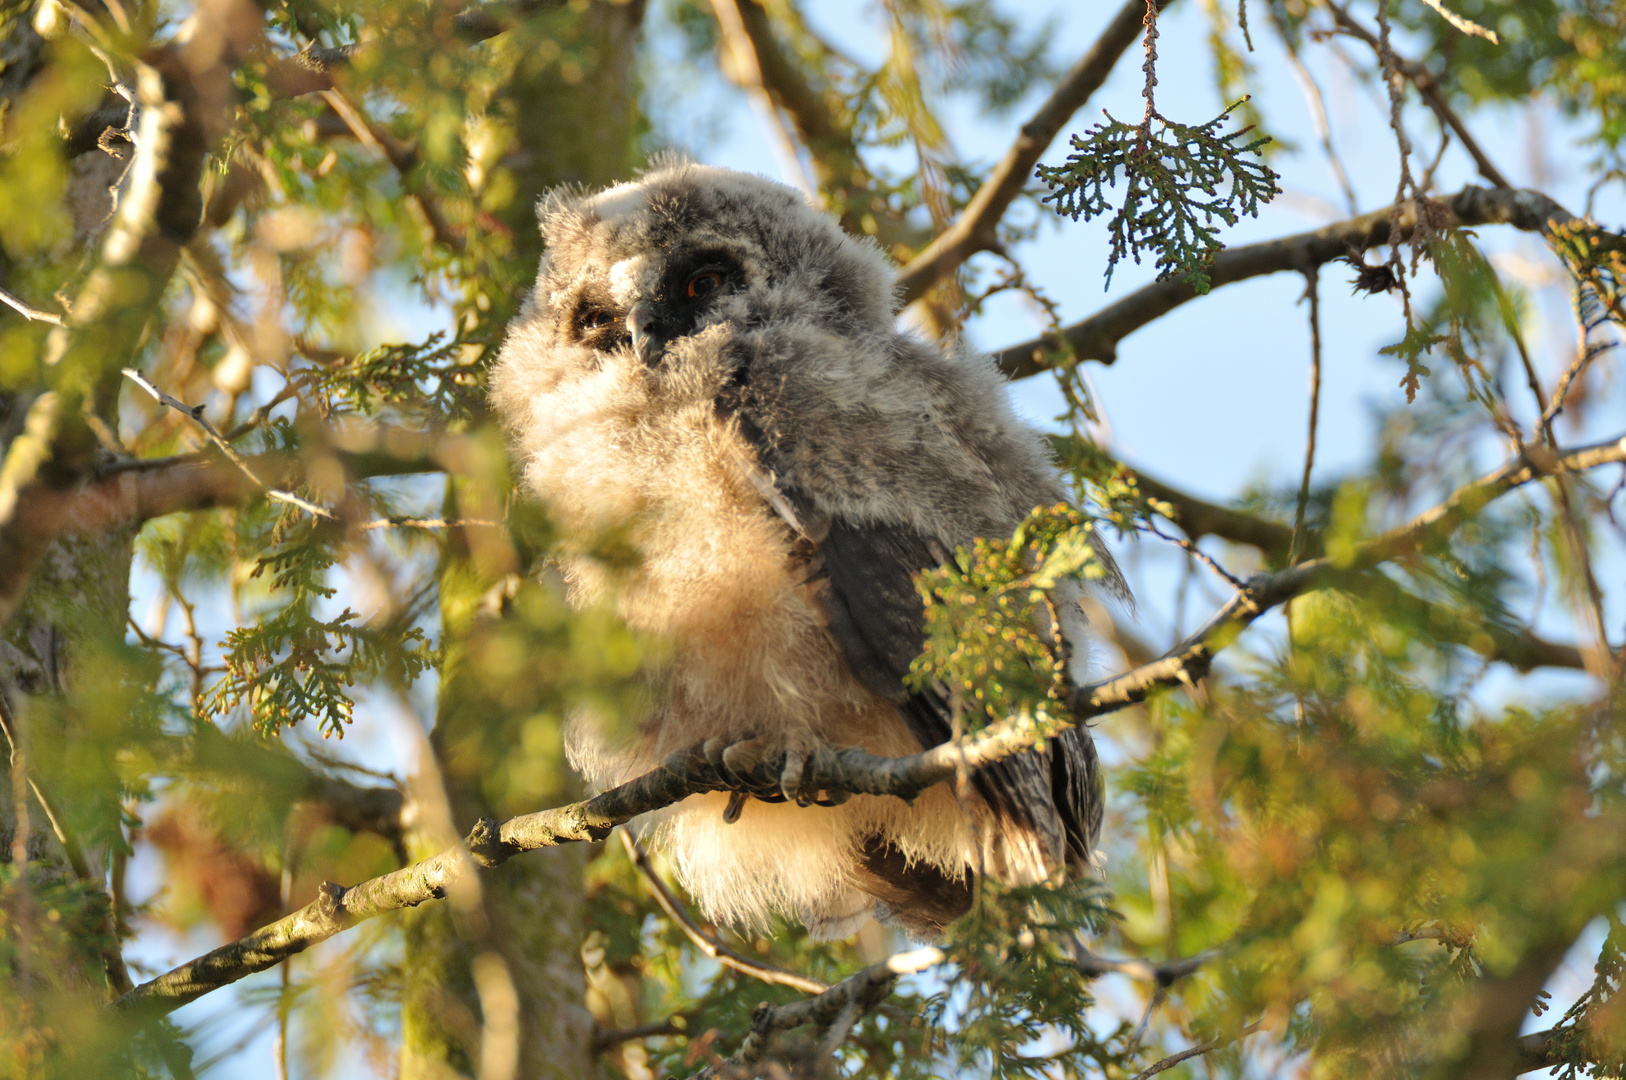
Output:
[780, 749, 807, 803]
[722, 790, 748, 824]
[720, 741, 763, 786]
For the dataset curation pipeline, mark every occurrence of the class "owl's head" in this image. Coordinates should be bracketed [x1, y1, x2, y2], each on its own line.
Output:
[516, 161, 896, 369]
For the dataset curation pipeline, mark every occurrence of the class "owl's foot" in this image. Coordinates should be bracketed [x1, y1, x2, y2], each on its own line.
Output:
[674, 735, 852, 821]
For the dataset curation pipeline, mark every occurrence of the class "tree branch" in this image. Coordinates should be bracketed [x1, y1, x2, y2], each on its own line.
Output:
[1105, 460, 1586, 671]
[106, 431, 1626, 1019]
[691, 946, 943, 1079]
[619, 831, 829, 995]
[0, 285, 66, 326]
[995, 186, 1604, 373]
[1326, 2, 1513, 190]
[1129, 1022, 1263, 1080]
[1071, 948, 1211, 986]
[894, 0, 1161, 303]
[120, 369, 334, 521]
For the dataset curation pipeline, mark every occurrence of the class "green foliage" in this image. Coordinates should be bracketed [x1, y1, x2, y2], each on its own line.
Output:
[204, 514, 432, 737]
[1036, 102, 1280, 291]
[1537, 915, 1626, 1078]
[911, 504, 1110, 734]
[308, 330, 492, 425]
[923, 880, 1132, 1079]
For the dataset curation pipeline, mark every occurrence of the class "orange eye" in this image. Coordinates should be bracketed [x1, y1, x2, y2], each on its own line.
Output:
[581, 309, 615, 330]
[686, 270, 726, 299]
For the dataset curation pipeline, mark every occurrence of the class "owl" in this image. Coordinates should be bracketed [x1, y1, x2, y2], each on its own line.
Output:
[490, 160, 1124, 940]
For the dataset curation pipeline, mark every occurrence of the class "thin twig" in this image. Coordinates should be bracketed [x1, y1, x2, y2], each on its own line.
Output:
[121, 368, 335, 520]
[1416, 0, 1498, 42]
[0, 286, 66, 326]
[619, 831, 829, 995]
[1541, 289, 1618, 429]
[318, 89, 463, 251]
[358, 517, 502, 531]
[1146, 521, 1247, 592]
[1277, 29, 1357, 214]
[693, 946, 943, 1078]
[1327, 2, 1511, 190]
[1289, 269, 1323, 566]
[1130, 1021, 1263, 1080]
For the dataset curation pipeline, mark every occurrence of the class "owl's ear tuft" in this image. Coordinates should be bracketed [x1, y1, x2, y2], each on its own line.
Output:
[535, 185, 595, 239]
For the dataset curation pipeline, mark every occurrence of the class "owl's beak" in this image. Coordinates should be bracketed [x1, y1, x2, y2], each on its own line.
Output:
[626, 302, 667, 366]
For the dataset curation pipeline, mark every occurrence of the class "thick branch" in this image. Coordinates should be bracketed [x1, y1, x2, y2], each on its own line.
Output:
[895, 0, 1159, 302]
[1447, 936, 1574, 1080]
[995, 186, 1596, 374]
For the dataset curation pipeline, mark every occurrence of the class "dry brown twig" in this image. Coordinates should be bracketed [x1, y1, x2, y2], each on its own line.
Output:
[1326, 1, 1512, 190]
[1129, 1021, 1264, 1080]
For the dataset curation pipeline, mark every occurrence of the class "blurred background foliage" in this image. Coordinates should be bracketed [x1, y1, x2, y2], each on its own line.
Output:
[0, 0, 1623, 1077]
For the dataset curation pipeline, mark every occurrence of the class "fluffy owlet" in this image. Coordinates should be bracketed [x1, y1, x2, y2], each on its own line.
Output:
[491, 160, 1124, 940]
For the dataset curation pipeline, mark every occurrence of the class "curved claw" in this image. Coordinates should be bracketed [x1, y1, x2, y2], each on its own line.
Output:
[780, 749, 807, 804]
[702, 737, 730, 773]
[722, 790, 748, 824]
[721, 741, 765, 789]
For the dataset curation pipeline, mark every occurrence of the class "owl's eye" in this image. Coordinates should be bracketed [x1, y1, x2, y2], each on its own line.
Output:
[685, 270, 726, 299]
[580, 308, 616, 331]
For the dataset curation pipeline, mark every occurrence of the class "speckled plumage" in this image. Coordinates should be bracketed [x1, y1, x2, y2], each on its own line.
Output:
[490, 160, 1118, 939]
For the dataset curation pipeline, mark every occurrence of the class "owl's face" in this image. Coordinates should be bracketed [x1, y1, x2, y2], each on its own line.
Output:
[521, 163, 896, 378]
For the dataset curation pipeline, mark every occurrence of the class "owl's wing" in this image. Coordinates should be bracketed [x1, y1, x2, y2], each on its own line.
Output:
[795, 500, 1102, 882]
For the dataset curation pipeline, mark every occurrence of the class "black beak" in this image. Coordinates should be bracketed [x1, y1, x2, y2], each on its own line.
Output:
[627, 302, 670, 366]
